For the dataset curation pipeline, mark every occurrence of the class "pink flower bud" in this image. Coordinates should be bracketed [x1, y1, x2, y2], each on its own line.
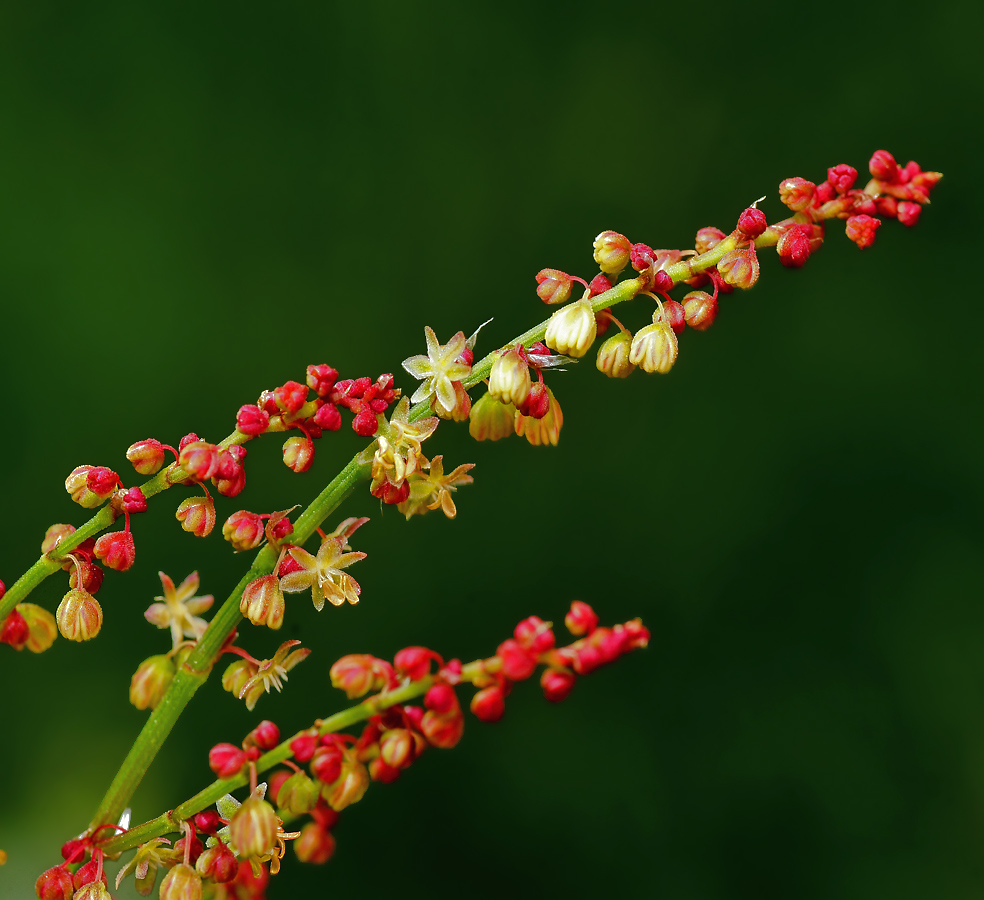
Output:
[178, 432, 200, 451]
[519, 381, 551, 419]
[631, 243, 657, 272]
[294, 822, 337, 864]
[72, 857, 108, 890]
[541, 668, 576, 702]
[351, 405, 379, 437]
[421, 707, 465, 748]
[1, 608, 29, 649]
[179, 441, 220, 481]
[682, 290, 718, 331]
[588, 273, 612, 295]
[777, 225, 812, 268]
[176, 495, 216, 537]
[471, 685, 506, 722]
[290, 731, 319, 763]
[240, 575, 285, 630]
[489, 348, 532, 408]
[129, 654, 176, 710]
[369, 757, 402, 783]
[314, 401, 342, 431]
[248, 719, 281, 751]
[869, 150, 899, 182]
[565, 600, 599, 636]
[236, 404, 270, 436]
[193, 810, 222, 834]
[159, 863, 203, 900]
[695, 226, 726, 254]
[394, 646, 438, 681]
[56, 588, 102, 641]
[311, 744, 344, 784]
[716, 248, 760, 290]
[736, 207, 767, 239]
[778, 177, 816, 212]
[845, 214, 881, 249]
[122, 486, 147, 513]
[35, 865, 74, 899]
[815, 180, 837, 204]
[535, 268, 574, 305]
[514, 616, 555, 652]
[330, 654, 390, 698]
[196, 842, 237, 883]
[127, 438, 166, 475]
[209, 742, 248, 779]
[592, 230, 632, 275]
[223, 511, 265, 552]
[827, 163, 858, 193]
[596, 331, 635, 379]
[380, 728, 415, 769]
[93, 530, 135, 571]
[652, 269, 674, 293]
[424, 682, 457, 714]
[306, 364, 339, 398]
[662, 299, 686, 334]
[41, 523, 76, 555]
[897, 201, 921, 228]
[275, 380, 308, 413]
[228, 794, 279, 859]
[497, 638, 538, 681]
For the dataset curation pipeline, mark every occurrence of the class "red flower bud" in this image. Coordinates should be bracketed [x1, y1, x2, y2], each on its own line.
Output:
[73, 857, 108, 889]
[172, 834, 204, 866]
[1, 608, 29, 649]
[196, 843, 237, 883]
[541, 668, 576, 702]
[470, 685, 506, 722]
[827, 163, 858, 194]
[86, 466, 119, 496]
[716, 247, 760, 290]
[695, 226, 726, 254]
[209, 742, 248, 778]
[294, 822, 336, 864]
[845, 214, 881, 249]
[127, 439, 166, 475]
[68, 556, 104, 594]
[777, 225, 813, 268]
[630, 243, 655, 271]
[247, 720, 280, 751]
[179, 441, 220, 481]
[497, 638, 538, 681]
[662, 299, 686, 335]
[379, 728, 415, 769]
[421, 707, 465, 748]
[193, 810, 221, 834]
[897, 200, 922, 228]
[122, 486, 147, 513]
[815, 180, 837, 204]
[176, 495, 216, 537]
[307, 364, 339, 398]
[736, 207, 767, 239]
[35, 865, 74, 899]
[424, 682, 457, 714]
[778, 177, 816, 212]
[514, 615, 556, 653]
[588, 273, 612, 296]
[682, 290, 718, 331]
[311, 744, 344, 784]
[313, 401, 342, 431]
[290, 731, 319, 764]
[565, 600, 599, 636]
[518, 381, 550, 419]
[869, 150, 899, 182]
[394, 646, 439, 681]
[223, 510, 265, 552]
[93, 530, 135, 572]
[652, 269, 674, 293]
[535, 268, 574, 305]
[236, 404, 270, 436]
[275, 380, 308, 413]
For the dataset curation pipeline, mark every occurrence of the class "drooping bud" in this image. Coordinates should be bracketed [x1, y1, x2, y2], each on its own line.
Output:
[294, 823, 336, 864]
[827, 163, 858, 194]
[515, 385, 563, 446]
[897, 201, 922, 228]
[588, 273, 612, 296]
[379, 728, 415, 769]
[471, 685, 506, 722]
[179, 441, 220, 481]
[209, 743, 248, 779]
[282, 436, 315, 473]
[682, 290, 718, 330]
[196, 843, 237, 883]
[240, 575, 285, 630]
[695, 226, 727, 254]
[535, 269, 574, 305]
[716, 248, 760, 290]
[519, 381, 551, 419]
[424, 682, 457, 715]
[223, 511, 265, 552]
[93, 530, 135, 572]
[488, 348, 532, 408]
[869, 150, 899, 183]
[662, 299, 686, 334]
[311, 743, 345, 785]
[126, 439, 166, 475]
[35, 864, 74, 899]
[468, 392, 517, 442]
[175, 495, 216, 538]
[736, 207, 767, 240]
[56, 589, 102, 641]
[1, 608, 28, 649]
[68, 556, 103, 594]
[276, 771, 320, 815]
[330, 654, 391, 699]
[541, 668, 576, 702]
[845, 214, 881, 249]
[17, 603, 57, 653]
[778, 177, 816, 212]
[565, 600, 599, 636]
[306, 364, 339, 398]
[72, 857, 108, 890]
[41, 523, 76, 556]
[394, 646, 439, 681]
[628, 315, 678, 374]
[544, 298, 597, 358]
[592, 230, 632, 275]
[228, 794, 279, 859]
[596, 331, 635, 379]
[322, 756, 370, 811]
[129, 654, 175, 710]
[159, 863, 203, 900]
[777, 225, 812, 268]
[275, 380, 309, 414]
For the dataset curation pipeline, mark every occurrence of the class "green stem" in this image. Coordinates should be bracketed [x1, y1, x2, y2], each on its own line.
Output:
[99, 675, 434, 855]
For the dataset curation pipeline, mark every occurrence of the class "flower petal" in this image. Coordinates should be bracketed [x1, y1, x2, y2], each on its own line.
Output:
[402, 355, 434, 380]
[174, 571, 200, 601]
[280, 570, 316, 594]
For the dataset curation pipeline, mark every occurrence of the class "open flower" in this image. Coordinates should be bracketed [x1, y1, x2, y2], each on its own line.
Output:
[280, 534, 366, 611]
[144, 571, 214, 650]
[231, 640, 311, 710]
[115, 837, 172, 896]
[398, 455, 475, 520]
[369, 397, 438, 492]
[402, 326, 472, 414]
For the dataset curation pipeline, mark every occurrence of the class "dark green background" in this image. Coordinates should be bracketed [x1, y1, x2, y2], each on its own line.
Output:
[1, 2, 981, 897]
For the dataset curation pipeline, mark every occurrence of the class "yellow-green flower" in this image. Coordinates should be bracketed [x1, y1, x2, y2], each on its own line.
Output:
[402, 326, 472, 414]
[144, 571, 213, 650]
[398, 455, 475, 520]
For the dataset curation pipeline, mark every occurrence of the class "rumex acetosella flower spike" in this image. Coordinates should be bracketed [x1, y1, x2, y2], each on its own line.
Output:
[144, 571, 214, 650]
[402, 326, 472, 415]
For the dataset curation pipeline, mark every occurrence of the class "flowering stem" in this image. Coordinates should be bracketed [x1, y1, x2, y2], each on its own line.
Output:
[98, 675, 435, 856]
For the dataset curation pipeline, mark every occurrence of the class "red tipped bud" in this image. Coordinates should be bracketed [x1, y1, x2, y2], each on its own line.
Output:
[682, 290, 718, 331]
[129, 654, 175, 710]
[541, 668, 576, 702]
[827, 163, 858, 194]
[330, 654, 391, 699]
[778, 177, 816, 212]
[228, 794, 279, 859]
[18, 603, 57, 653]
[869, 150, 899, 182]
[311, 744, 344, 784]
[514, 615, 555, 652]
[65, 466, 105, 508]
[236, 404, 270, 436]
[93, 530, 135, 571]
[193, 810, 222, 834]
[86, 466, 119, 497]
[661, 299, 685, 335]
[72, 857, 108, 890]
[122, 486, 147, 513]
[56, 588, 102, 641]
[294, 823, 336, 864]
[240, 574, 285, 629]
[68, 556, 103, 594]
[159, 863, 203, 900]
[35, 865, 74, 899]
[497, 638, 538, 681]
[313, 401, 342, 431]
[1, 608, 29, 649]
[196, 843, 237, 883]
[845, 214, 881, 249]
[394, 646, 439, 681]
[41, 523, 76, 555]
[380, 728, 415, 769]
[777, 225, 812, 268]
[209, 742, 248, 778]
[588, 273, 612, 296]
[306, 364, 339, 398]
[223, 510, 265, 552]
[470, 685, 506, 722]
[565, 600, 599, 636]
[897, 201, 922, 228]
[275, 380, 308, 413]
[593, 231, 631, 275]
[736, 207, 767, 239]
[176, 495, 216, 537]
[716, 247, 760, 290]
[695, 226, 726, 254]
[421, 706, 465, 748]
[535, 268, 574, 305]
[351, 406, 379, 437]
[179, 441, 220, 481]
[424, 682, 457, 714]
[127, 439, 166, 475]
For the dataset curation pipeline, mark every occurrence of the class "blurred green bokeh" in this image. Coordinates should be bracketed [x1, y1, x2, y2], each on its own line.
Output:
[1, 2, 982, 898]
